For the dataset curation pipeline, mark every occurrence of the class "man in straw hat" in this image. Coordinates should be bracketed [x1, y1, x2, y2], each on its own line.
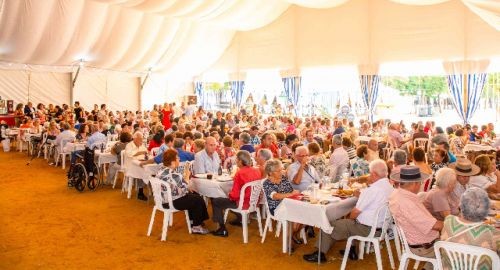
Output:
[389, 166, 440, 269]
[448, 158, 480, 212]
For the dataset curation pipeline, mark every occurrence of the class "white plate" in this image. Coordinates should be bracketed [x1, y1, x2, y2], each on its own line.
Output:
[216, 176, 233, 182]
[194, 174, 208, 178]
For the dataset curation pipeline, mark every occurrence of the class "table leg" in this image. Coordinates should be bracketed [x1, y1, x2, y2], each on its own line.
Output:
[288, 221, 292, 255]
[282, 220, 288, 253]
[318, 229, 322, 265]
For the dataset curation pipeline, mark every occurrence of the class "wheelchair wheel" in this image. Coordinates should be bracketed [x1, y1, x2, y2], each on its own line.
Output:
[73, 163, 87, 192]
[87, 163, 100, 190]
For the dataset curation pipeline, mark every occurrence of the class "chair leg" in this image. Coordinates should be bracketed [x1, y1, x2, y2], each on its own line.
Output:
[62, 155, 66, 170]
[359, 241, 366, 260]
[341, 237, 354, 270]
[184, 210, 192, 234]
[385, 235, 396, 269]
[373, 241, 383, 270]
[127, 178, 134, 199]
[161, 212, 169, 241]
[398, 254, 409, 270]
[413, 260, 420, 270]
[55, 154, 60, 167]
[169, 212, 173, 226]
[393, 226, 402, 260]
[242, 213, 248, 244]
[113, 171, 118, 189]
[261, 216, 270, 243]
[147, 208, 157, 236]
[256, 209, 263, 237]
[275, 221, 281, 237]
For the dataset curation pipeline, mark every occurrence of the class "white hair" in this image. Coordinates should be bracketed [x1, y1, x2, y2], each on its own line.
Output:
[435, 168, 456, 189]
[369, 159, 388, 177]
[295, 145, 309, 155]
[132, 131, 143, 139]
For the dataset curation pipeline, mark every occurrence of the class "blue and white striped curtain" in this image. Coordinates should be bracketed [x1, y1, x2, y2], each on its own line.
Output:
[194, 81, 204, 107]
[230, 81, 245, 110]
[282, 76, 301, 116]
[359, 74, 381, 123]
[446, 73, 487, 124]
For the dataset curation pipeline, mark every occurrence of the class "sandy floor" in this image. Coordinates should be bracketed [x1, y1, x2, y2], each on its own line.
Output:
[0, 150, 399, 270]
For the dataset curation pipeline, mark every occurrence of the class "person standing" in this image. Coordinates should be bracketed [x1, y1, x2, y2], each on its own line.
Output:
[162, 103, 173, 131]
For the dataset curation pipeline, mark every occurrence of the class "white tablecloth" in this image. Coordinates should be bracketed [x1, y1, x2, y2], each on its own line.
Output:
[65, 142, 86, 152]
[463, 144, 495, 152]
[274, 196, 358, 253]
[95, 152, 117, 167]
[189, 177, 234, 198]
[126, 159, 162, 183]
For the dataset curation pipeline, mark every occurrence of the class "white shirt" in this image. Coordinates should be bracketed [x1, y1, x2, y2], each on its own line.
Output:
[469, 174, 497, 190]
[125, 141, 147, 159]
[193, 149, 221, 174]
[355, 178, 394, 227]
[328, 146, 349, 181]
[287, 161, 320, 192]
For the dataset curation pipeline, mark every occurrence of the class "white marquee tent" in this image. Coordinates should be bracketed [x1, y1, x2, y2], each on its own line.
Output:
[0, 0, 499, 111]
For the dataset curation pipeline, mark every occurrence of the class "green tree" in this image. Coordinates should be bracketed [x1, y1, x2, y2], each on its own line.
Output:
[382, 76, 447, 98]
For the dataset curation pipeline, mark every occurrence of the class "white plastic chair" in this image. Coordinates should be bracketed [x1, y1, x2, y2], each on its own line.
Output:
[54, 139, 72, 169]
[223, 180, 264, 243]
[147, 177, 192, 241]
[340, 203, 396, 270]
[260, 180, 306, 244]
[393, 221, 437, 270]
[434, 241, 499, 270]
[113, 150, 127, 189]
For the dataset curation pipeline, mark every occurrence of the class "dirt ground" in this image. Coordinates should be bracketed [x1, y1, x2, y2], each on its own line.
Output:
[0, 151, 398, 270]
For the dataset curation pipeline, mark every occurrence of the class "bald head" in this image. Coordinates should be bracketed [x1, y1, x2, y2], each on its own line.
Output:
[205, 136, 217, 154]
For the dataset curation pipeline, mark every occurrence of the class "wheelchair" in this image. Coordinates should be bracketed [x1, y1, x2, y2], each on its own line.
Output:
[67, 146, 101, 192]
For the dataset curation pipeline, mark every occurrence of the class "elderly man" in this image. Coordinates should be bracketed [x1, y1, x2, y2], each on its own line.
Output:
[287, 146, 320, 191]
[389, 166, 441, 269]
[328, 134, 349, 182]
[193, 136, 221, 174]
[211, 150, 262, 237]
[86, 123, 107, 149]
[255, 148, 273, 176]
[366, 139, 380, 162]
[303, 160, 394, 263]
[391, 150, 407, 175]
[125, 131, 148, 200]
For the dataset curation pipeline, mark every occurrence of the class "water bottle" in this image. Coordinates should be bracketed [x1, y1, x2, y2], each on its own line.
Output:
[218, 164, 223, 176]
[100, 143, 104, 153]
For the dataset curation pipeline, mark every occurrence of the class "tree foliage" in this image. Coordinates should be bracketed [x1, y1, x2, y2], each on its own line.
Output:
[382, 76, 447, 97]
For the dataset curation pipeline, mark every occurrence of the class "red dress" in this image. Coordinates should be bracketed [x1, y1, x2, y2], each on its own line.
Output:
[162, 109, 172, 130]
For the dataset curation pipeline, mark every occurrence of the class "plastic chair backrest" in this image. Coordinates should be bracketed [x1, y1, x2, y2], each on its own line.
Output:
[393, 220, 411, 255]
[149, 177, 175, 210]
[119, 150, 127, 168]
[260, 179, 274, 218]
[434, 241, 499, 270]
[236, 180, 263, 211]
[60, 138, 72, 152]
[366, 203, 392, 240]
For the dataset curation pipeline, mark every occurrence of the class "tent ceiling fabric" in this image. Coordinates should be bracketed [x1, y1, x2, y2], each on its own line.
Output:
[0, 0, 498, 80]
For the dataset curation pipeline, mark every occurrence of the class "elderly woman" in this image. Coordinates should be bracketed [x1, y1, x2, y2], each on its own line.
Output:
[351, 145, 370, 178]
[239, 132, 255, 153]
[308, 142, 327, 178]
[440, 188, 499, 261]
[422, 168, 457, 221]
[262, 159, 303, 245]
[256, 132, 279, 158]
[431, 148, 449, 175]
[75, 123, 89, 141]
[280, 134, 298, 160]
[470, 154, 500, 193]
[256, 149, 273, 176]
[157, 149, 209, 234]
[192, 138, 205, 153]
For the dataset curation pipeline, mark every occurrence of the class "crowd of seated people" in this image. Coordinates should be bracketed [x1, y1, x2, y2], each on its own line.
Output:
[4, 99, 499, 264]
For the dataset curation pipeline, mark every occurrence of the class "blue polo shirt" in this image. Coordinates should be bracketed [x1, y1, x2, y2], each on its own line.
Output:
[176, 148, 195, 162]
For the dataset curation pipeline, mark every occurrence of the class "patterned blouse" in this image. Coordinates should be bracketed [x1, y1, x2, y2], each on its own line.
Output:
[157, 167, 189, 201]
[440, 215, 499, 269]
[450, 136, 464, 155]
[430, 162, 448, 188]
[352, 157, 370, 178]
[309, 155, 327, 178]
[263, 176, 293, 215]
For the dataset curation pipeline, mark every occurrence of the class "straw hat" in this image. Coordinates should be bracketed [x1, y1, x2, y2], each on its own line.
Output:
[448, 158, 480, 176]
[390, 166, 430, 183]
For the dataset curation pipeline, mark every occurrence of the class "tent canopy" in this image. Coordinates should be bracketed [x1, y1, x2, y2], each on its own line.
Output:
[0, 0, 499, 109]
